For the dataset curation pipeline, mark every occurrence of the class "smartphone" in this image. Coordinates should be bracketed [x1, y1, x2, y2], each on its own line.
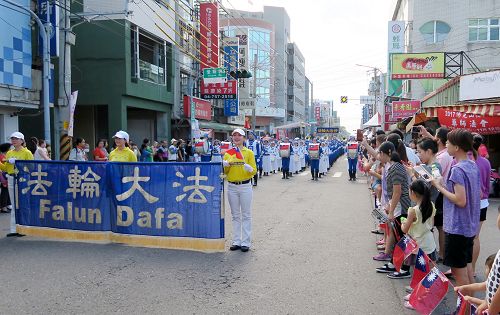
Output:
[412, 126, 420, 139]
[356, 129, 363, 141]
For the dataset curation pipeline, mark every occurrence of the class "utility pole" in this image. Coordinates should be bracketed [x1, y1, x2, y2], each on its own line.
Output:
[251, 53, 257, 133]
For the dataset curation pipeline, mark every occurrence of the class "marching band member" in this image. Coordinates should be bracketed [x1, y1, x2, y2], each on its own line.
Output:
[299, 140, 306, 172]
[319, 141, 329, 177]
[291, 139, 301, 175]
[261, 139, 272, 176]
[211, 139, 222, 163]
[270, 141, 278, 174]
[223, 128, 257, 252]
[346, 136, 359, 181]
[246, 133, 262, 186]
[275, 140, 282, 172]
[279, 138, 291, 179]
[309, 138, 321, 181]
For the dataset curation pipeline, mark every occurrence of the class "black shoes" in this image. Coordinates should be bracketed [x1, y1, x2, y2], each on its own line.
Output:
[6, 233, 24, 237]
[230, 245, 249, 252]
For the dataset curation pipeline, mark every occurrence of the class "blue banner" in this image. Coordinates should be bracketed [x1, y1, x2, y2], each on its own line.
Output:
[38, 0, 60, 57]
[224, 98, 239, 116]
[15, 161, 224, 251]
[316, 127, 340, 134]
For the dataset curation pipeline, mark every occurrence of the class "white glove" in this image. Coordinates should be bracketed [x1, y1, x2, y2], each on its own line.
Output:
[8, 158, 16, 164]
[222, 160, 230, 167]
[243, 164, 254, 173]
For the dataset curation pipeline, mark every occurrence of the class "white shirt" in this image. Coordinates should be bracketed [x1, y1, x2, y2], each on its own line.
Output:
[69, 147, 87, 161]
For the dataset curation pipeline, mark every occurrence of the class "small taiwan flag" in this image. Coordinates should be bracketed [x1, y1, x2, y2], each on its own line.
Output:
[470, 304, 477, 315]
[393, 235, 419, 271]
[453, 292, 470, 315]
[410, 248, 431, 289]
[226, 147, 243, 160]
[409, 267, 449, 315]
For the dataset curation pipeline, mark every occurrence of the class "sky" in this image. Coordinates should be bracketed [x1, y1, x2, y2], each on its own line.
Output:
[223, 0, 395, 132]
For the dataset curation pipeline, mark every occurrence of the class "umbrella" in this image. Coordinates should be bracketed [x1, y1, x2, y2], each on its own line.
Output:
[406, 112, 429, 132]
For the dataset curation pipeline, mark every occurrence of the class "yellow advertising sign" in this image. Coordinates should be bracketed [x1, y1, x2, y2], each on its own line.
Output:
[391, 53, 445, 79]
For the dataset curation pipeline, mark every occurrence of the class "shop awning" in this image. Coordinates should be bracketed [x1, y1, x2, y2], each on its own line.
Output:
[198, 121, 240, 132]
[424, 103, 500, 117]
[363, 112, 381, 128]
[274, 121, 310, 129]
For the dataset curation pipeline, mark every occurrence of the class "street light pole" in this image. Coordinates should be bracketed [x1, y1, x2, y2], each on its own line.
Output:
[5, 0, 51, 144]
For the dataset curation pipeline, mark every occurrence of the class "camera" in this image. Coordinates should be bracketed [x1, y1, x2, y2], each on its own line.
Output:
[412, 126, 420, 133]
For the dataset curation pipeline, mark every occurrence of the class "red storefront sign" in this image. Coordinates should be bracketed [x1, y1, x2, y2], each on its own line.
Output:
[183, 95, 212, 120]
[199, 2, 219, 69]
[437, 109, 500, 135]
[392, 101, 421, 119]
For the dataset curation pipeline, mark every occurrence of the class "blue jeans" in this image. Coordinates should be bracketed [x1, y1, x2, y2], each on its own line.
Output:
[348, 158, 358, 174]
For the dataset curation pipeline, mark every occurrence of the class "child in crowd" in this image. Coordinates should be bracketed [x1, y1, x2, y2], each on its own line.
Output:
[400, 179, 437, 309]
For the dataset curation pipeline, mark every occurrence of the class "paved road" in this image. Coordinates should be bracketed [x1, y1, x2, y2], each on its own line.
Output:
[0, 157, 498, 314]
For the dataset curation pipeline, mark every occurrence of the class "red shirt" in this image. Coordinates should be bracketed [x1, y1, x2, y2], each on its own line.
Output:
[93, 148, 107, 161]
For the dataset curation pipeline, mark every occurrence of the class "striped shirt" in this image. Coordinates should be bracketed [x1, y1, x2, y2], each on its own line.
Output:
[386, 162, 411, 216]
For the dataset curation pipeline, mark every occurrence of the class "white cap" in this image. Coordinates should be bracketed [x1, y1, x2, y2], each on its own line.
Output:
[232, 128, 245, 136]
[171, 138, 177, 144]
[10, 131, 24, 140]
[113, 130, 129, 142]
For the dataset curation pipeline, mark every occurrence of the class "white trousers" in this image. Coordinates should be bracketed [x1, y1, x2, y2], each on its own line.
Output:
[7, 175, 16, 233]
[227, 182, 253, 247]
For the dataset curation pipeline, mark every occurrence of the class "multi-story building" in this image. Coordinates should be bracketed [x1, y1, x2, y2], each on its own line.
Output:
[304, 76, 313, 134]
[71, 0, 175, 149]
[0, 0, 42, 141]
[286, 42, 306, 122]
[221, 9, 284, 135]
[392, 0, 500, 100]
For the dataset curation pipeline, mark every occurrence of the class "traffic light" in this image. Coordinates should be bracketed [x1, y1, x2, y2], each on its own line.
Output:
[340, 96, 348, 103]
[229, 70, 252, 79]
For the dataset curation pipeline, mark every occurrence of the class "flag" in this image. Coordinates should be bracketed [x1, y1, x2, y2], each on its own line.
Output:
[470, 304, 477, 315]
[393, 235, 419, 271]
[453, 293, 469, 315]
[410, 248, 431, 289]
[409, 267, 449, 315]
[226, 147, 243, 160]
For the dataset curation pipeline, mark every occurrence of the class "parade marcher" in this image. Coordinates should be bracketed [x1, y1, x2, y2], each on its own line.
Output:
[319, 141, 329, 177]
[279, 138, 291, 179]
[0, 132, 34, 237]
[108, 130, 137, 162]
[346, 136, 359, 181]
[168, 139, 178, 162]
[261, 139, 272, 176]
[223, 128, 257, 252]
[211, 139, 222, 163]
[246, 133, 262, 186]
[290, 139, 301, 175]
[270, 141, 278, 174]
[69, 138, 88, 161]
[309, 138, 321, 181]
[298, 140, 306, 172]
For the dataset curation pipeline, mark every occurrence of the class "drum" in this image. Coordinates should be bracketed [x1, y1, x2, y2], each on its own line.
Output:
[279, 143, 290, 158]
[309, 144, 320, 159]
[194, 139, 209, 155]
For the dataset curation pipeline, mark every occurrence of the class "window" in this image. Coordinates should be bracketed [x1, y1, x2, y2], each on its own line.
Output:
[131, 25, 166, 85]
[419, 21, 451, 43]
[469, 18, 499, 41]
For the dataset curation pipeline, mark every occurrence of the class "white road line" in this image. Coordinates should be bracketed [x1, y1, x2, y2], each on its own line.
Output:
[332, 172, 342, 178]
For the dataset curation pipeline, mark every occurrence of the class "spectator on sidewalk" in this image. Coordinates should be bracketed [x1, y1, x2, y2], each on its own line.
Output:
[93, 139, 108, 162]
[0, 143, 11, 213]
[431, 129, 481, 296]
[140, 138, 153, 162]
[69, 138, 88, 161]
[109, 131, 137, 162]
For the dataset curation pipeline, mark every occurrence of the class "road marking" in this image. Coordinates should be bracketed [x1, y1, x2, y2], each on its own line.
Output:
[332, 172, 342, 178]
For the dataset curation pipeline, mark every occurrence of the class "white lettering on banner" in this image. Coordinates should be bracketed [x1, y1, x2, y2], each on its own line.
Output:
[19, 165, 53, 196]
[66, 165, 102, 199]
[173, 168, 215, 204]
[116, 167, 159, 203]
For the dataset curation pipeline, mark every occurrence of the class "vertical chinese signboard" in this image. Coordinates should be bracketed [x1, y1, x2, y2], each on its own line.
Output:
[387, 21, 405, 97]
[315, 105, 321, 122]
[223, 37, 239, 115]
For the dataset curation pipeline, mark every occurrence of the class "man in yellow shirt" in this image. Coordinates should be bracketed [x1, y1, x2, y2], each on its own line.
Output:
[108, 130, 137, 162]
[223, 128, 257, 252]
[0, 132, 34, 237]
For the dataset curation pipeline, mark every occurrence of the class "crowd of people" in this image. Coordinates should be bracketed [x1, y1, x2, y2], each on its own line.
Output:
[358, 126, 499, 314]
